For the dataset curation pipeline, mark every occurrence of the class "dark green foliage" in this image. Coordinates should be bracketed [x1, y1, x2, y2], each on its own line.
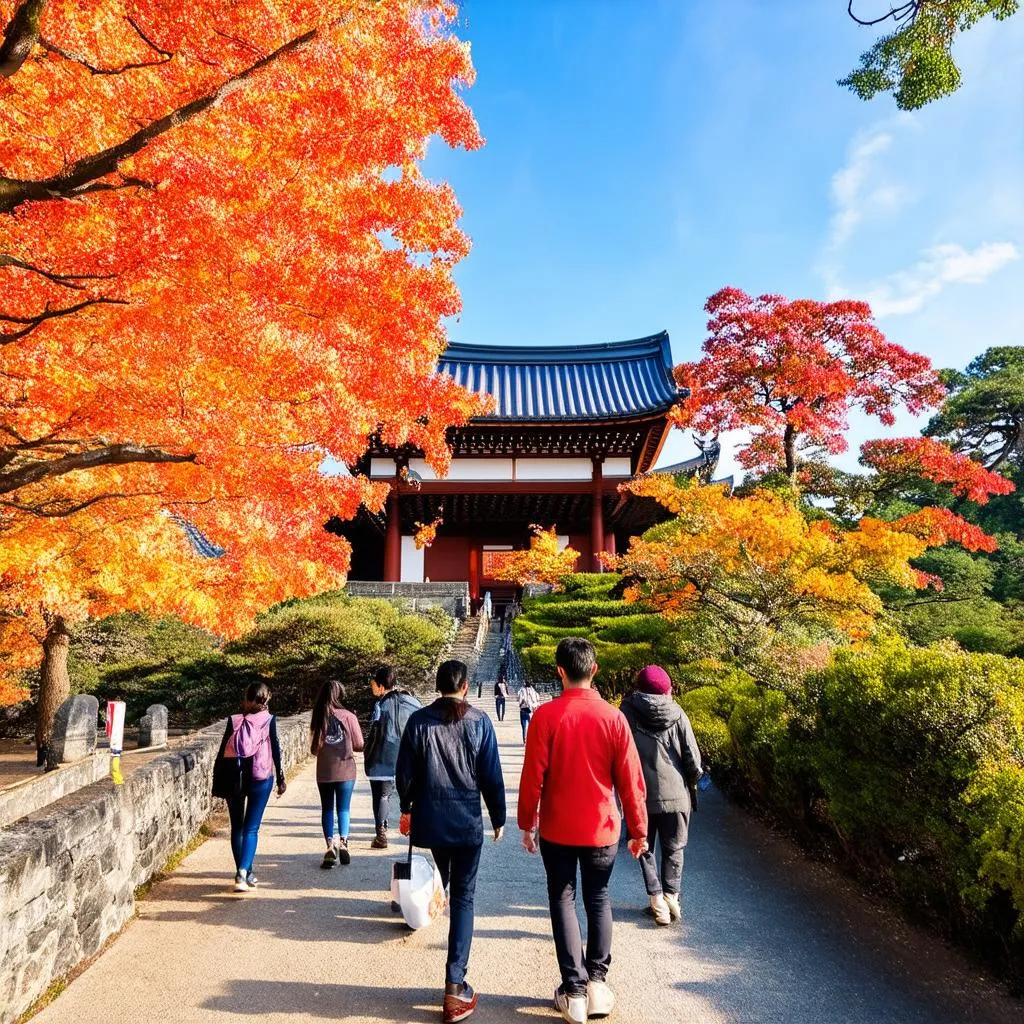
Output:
[927, 346, 1024, 473]
[68, 595, 454, 728]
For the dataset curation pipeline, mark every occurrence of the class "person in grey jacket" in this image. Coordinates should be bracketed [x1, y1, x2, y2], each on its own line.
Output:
[620, 664, 702, 926]
[364, 666, 422, 849]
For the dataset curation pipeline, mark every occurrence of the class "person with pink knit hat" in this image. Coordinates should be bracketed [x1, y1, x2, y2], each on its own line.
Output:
[620, 665, 703, 925]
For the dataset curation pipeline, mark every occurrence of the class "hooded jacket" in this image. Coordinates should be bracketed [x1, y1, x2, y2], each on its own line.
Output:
[620, 691, 702, 820]
[363, 689, 422, 779]
[395, 699, 506, 848]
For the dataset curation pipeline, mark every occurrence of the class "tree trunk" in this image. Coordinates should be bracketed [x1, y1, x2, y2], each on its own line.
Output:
[783, 424, 798, 485]
[36, 614, 70, 766]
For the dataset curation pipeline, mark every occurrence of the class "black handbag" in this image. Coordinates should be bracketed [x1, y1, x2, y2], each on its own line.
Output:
[211, 733, 243, 799]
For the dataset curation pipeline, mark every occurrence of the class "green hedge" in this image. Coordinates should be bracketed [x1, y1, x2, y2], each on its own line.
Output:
[686, 642, 1024, 986]
[513, 574, 688, 694]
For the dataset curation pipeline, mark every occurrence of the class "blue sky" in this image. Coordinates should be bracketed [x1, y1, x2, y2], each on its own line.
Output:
[424, 1, 1024, 479]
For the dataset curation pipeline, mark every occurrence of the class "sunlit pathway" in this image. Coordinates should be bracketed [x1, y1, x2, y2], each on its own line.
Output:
[32, 694, 1019, 1024]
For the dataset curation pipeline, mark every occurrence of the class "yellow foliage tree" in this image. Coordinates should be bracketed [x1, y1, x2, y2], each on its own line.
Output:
[611, 476, 997, 652]
[491, 526, 580, 589]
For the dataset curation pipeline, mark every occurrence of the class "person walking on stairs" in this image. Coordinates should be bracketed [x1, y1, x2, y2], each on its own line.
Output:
[310, 679, 364, 869]
[494, 675, 509, 722]
[216, 683, 287, 893]
[517, 681, 541, 743]
[364, 665, 421, 849]
[518, 637, 648, 1024]
[620, 665, 702, 926]
[396, 659, 506, 1023]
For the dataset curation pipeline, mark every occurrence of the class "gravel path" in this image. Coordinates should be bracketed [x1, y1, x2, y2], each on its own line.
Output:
[32, 695, 1020, 1024]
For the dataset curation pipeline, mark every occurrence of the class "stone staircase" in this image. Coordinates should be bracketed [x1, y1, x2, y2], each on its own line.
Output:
[470, 622, 505, 690]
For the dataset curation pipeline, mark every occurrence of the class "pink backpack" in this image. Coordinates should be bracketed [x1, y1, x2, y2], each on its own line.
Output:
[226, 710, 273, 780]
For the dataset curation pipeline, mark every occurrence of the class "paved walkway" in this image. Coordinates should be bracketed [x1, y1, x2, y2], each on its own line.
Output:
[34, 696, 1020, 1024]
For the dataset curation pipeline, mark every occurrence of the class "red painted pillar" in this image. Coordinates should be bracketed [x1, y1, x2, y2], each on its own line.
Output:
[468, 545, 480, 608]
[383, 485, 401, 582]
[591, 457, 605, 572]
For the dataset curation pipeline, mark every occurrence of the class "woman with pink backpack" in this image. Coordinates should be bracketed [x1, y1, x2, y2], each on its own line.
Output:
[215, 682, 287, 892]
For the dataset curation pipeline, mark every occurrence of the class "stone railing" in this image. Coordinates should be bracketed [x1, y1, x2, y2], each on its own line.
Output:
[345, 581, 470, 619]
[0, 711, 311, 1024]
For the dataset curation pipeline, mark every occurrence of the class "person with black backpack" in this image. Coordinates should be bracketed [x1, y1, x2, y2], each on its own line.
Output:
[364, 665, 421, 849]
[311, 679, 364, 869]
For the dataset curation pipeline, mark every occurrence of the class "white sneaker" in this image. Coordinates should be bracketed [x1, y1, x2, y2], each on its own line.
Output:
[664, 893, 681, 921]
[233, 871, 249, 893]
[553, 986, 587, 1024]
[587, 980, 615, 1019]
[649, 893, 671, 926]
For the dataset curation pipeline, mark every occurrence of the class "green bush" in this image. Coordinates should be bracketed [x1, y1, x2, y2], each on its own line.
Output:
[69, 595, 454, 728]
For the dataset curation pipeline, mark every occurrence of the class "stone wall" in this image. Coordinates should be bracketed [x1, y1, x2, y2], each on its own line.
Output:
[345, 581, 470, 618]
[0, 711, 311, 1024]
[0, 751, 112, 829]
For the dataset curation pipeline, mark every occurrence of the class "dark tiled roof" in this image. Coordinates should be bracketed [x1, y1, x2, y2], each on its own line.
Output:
[439, 332, 679, 422]
[171, 515, 224, 559]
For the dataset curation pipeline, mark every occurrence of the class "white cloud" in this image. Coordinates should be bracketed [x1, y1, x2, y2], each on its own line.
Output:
[826, 126, 912, 251]
[863, 241, 1020, 316]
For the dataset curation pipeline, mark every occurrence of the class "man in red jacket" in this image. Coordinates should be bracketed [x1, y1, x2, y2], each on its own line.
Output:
[518, 637, 648, 1024]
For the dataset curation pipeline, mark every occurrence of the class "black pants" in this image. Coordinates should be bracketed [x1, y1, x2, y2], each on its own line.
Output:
[540, 839, 617, 998]
[495, 696, 506, 721]
[430, 844, 483, 986]
[369, 779, 394, 832]
[638, 811, 686, 896]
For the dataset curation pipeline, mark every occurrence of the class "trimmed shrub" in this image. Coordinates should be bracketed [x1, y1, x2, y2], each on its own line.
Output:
[66, 594, 453, 729]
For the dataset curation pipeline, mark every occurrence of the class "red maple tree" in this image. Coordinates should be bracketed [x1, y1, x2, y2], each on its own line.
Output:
[675, 288, 946, 482]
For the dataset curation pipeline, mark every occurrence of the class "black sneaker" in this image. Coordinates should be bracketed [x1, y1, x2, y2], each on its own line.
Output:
[337, 838, 351, 865]
[321, 845, 337, 869]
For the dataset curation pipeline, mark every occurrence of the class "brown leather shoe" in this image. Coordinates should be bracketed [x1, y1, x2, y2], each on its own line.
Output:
[442, 984, 477, 1023]
[370, 829, 388, 850]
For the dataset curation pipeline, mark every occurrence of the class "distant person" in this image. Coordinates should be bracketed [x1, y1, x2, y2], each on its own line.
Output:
[310, 679, 364, 869]
[396, 659, 506, 1023]
[620, 665, 702, 926]
[518, 638, 647, 1024]
[364, 665, 421, 849]
[219, 682, 286, 893]
[494, 676, 509, 722]
[517, 682, 541, 743]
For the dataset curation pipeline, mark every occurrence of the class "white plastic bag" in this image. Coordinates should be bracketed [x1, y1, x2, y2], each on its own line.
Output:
[392, 852, 445, 930]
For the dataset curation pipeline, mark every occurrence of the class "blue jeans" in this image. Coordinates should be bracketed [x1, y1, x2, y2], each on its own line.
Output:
[227, 775, 274, 873]
[520, 708, 533, 742]
[430, 843, 483, 986]
[318, 779, 356, 841]
[495, 697, 506, 721]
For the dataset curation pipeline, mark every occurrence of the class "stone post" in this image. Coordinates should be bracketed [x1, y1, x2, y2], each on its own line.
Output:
[138, 704, 169, 748]
[46, 694, 99, 769]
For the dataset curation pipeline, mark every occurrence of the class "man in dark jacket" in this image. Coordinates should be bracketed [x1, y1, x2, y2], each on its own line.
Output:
[620, 664, 702, 926]
[364, 665, 422, 849]
[396, 659, 506, 1024]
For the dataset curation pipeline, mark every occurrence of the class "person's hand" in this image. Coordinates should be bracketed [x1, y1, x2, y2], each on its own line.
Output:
[521, 827, 538, 854]
[276, 780, 287, 797]
[399, 812, 411, 837]
[493, 826, 504, 843]
[627, 837, 648, 859]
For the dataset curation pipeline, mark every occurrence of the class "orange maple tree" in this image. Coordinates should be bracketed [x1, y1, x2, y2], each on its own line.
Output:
[610, 476, 999, 652]
[490, 526, 580, 590]
[0, 0, 483, 755]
